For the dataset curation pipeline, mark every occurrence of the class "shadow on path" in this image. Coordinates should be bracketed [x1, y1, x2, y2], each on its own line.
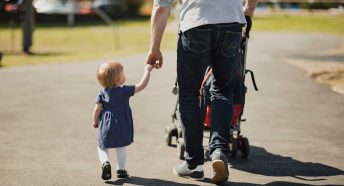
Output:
[106, 177, 339, 186]
[230, 146, 344, 181]
[228, 181, 339, 186]
[105, 176, 199, 186]
[103, 148, 344, 186]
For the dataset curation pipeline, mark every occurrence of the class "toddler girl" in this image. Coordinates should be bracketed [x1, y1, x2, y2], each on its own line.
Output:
[93, 62, 153, 180]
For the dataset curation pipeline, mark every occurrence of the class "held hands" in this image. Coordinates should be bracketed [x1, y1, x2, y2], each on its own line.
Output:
[146, 49, 163, 69]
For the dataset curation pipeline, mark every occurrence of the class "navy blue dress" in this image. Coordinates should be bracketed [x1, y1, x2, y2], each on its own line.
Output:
[95, 85, 135, 148]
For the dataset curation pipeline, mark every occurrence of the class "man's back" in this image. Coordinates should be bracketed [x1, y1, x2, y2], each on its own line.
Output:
[155, 0, 246, 32]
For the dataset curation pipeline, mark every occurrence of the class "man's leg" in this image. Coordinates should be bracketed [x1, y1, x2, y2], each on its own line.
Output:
[173, 26, 212, 179]
[209, 23, 243, 183]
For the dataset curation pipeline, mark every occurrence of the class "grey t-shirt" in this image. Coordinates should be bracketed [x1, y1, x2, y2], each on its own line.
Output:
[155, 0, 246, 32]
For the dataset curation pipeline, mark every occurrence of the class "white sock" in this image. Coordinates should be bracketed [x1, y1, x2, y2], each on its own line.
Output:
[115, 147, 126, 170]
[97, 147, 109, 165]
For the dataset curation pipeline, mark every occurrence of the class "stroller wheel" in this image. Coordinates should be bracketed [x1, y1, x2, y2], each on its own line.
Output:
[165, 125, 177, 146]
[177, 138, 185, 160]
[230, 139, 238, 159]
[241, 137, 250, 158]
[165, 130, 173, 146]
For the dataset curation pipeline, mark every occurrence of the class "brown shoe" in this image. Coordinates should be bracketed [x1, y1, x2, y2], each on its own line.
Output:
[211, 151, 229, 184]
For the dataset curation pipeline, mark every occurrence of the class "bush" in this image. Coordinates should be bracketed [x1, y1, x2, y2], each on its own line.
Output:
[300, 3, 338, 10]
[126, 0, 145, 15]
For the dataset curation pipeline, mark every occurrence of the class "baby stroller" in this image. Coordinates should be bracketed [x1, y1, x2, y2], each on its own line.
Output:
[165, 17, 258, 160]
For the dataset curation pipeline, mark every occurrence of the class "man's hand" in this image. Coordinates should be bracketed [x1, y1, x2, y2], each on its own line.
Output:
[243, 7, 254, 17]
[146, 49, 163, 69]
[243, 0, 257, 17]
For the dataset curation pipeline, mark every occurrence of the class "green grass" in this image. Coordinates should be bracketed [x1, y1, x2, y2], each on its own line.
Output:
[0, 15, 343, 67]
[253, 14, 344, 34]
[0, 19, 177, 67]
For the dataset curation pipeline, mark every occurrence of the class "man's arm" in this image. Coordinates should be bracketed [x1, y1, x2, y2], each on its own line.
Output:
[244, 0, 258, 17]
[146, 4, 170, 69]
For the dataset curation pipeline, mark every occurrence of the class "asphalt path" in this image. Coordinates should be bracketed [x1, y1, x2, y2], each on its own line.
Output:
[0, 32, 343, 186]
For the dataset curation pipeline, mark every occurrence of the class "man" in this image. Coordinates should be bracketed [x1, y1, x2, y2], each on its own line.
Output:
[146, 0, 257, 183]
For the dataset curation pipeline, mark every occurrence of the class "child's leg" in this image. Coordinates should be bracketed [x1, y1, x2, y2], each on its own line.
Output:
[97, 147, 109, 165]
[115, 147, 126, 170]
[98, 147, 112, 180]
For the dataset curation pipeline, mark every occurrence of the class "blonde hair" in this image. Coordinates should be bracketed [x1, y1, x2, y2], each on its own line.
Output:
[97, 62, 123, 89]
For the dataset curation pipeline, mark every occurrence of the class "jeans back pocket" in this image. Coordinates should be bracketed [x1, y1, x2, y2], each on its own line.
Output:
[181, 28, 212, 55]
[221, 31, 242, 59]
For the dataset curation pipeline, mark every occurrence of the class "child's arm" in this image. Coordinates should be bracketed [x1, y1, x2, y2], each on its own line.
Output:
[93, 103, 102, 128]
[135, 65, 153, 93]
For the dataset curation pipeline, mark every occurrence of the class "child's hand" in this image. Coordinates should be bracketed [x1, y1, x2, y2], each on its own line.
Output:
[145, 64, 153, 72]
[93, 122, 99, 128]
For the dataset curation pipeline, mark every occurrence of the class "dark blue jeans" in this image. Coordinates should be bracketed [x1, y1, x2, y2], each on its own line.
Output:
[177, 23, 243, 167]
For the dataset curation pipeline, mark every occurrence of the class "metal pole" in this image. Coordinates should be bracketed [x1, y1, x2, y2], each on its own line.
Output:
[93, 7, 120, 49]
[67, 0, 76, 27]
[10, 18, 15, 53]
[0, 52, 3, 67]
[22, 0, 34, 54]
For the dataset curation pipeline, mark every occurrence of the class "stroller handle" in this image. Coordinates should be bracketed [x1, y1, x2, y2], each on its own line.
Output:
[245, 16, 252, 38]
